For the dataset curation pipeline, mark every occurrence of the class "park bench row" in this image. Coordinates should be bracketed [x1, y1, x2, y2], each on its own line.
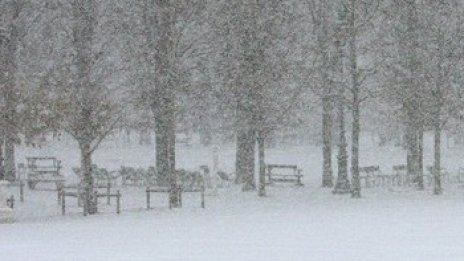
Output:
[19, 156, 304, 188]
[59, 181, 206, 216]
[359, 165, 464, 188]
[73, 165, 214, 187]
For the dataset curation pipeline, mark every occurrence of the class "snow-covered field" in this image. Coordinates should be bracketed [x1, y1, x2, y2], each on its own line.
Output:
[1, 134, 464, 261]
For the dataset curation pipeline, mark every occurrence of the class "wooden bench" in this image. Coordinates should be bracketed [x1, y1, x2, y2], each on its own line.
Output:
[266, 164, 303, 186]
[458, 168, 464, 184]
[359, 166, 382, 187]
[60, 189, 121, 216]
[73, 165, 119, 187]
[7, 180, 25, 202]
[59, 182, 114, 207]
[176, 133, 192, 147]
[392, 165, 407, 186]
[6, 195, 14, 209]
[119, 166, 155, 186]
[425, 166, 450, 185]
[199, 165, 232, 188]
[24, 157, 65, 190]
[146, 169, 205, 209]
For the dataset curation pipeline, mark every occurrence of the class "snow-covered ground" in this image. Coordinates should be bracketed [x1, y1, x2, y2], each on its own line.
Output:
[1, 134, 464, 261]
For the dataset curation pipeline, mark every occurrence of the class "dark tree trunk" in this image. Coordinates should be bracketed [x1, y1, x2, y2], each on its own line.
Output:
[350, 99, 361, 198]
[316, 2, 334, 189]
[347, 0, 361, 198]
[236, 127, 255, 191]
[154, 109, 178, 207]
[0, 132, 4, 180]
[168, 115, 177, 207]
[406, 111, 423, 190]
[4, 133, 16, 182]
[433, 108, 442, 195]
[235, 89, 256, 191]
[152, 0, 179, 208]
[155, 119, 169, 186]
[80, 142, 96, 215]
[257, 131, 266, 197]
[235, 132, 243, 184]
[406, 112, 419, 184]
[322, 96, 334, 188]
[139, 129, 152, 145]
[333, 34, 350, 195]
[404, 0, 422, 190]
[199, 118, 212, 147]
[417, 125, 424, 190]
[3, 19, 19, 183]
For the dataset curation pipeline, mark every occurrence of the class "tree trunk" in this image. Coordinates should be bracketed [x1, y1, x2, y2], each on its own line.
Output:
[350, 99, 361, 198]
[257, 131, 266, 197]
[406, 119, 413, 177]
[417, 125, 424, 190]
[199, 119, 212, 147]
[0, 132, 4, 180]
[347, 0, 361, 198]
[80, 142, 96, 215]
[154, 111, 179, 207]
[406, 113, 423, 189]
[4, 133, 16, 182]
[433, 108, 442, 195]
[404, 0, 421, 189]
[332, 22, 350, 194]
[168, 114, 178, 207]
[235, 132, 243, 184]
[333, 85, 350, 194]
[322, 96, 334, 188]
[237, 127, 255, 191]
[316, 2, 334, 188]
[235, 91, 256, 191]
[152, 0, 179, 208]
[155, 119, 169, 185]
[333, 36, 350, 194]
[3, 17, 19, 183]
[139, 128, 152, 145]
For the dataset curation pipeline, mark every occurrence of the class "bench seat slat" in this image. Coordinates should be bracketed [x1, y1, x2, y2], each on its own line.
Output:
[267, 164, 298, 169]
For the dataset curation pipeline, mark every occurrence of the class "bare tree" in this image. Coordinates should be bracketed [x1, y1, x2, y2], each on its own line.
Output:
[340, 0, 380, 197]
[42, 0, 129, 214]
[0, 0, 26, 182]
[422, 0, 464, 195]
[305, 0, 337, 188]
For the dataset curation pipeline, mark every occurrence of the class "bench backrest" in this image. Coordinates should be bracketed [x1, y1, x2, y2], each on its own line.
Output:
[359, 166, 380, 174]
[266, 164, 298, 170]
[426, 166, 446, 173]
[26, 157, 60, 171]
[393, 165, 406, 171]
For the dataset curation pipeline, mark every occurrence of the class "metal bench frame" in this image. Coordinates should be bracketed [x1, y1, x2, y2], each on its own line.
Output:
[266, 164, 303, 186]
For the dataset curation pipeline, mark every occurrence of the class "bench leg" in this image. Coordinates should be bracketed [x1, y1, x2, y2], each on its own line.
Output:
[146, 188, 151, 210]
[20, 181, 24, 202]
[107, 182, 111, 205]
[57, 187, 62, 205]
[116, 190, 121, 214]
[201, 191, 205, 209]
[77, 186, 82, 207]
[61, 191, 66, 216]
